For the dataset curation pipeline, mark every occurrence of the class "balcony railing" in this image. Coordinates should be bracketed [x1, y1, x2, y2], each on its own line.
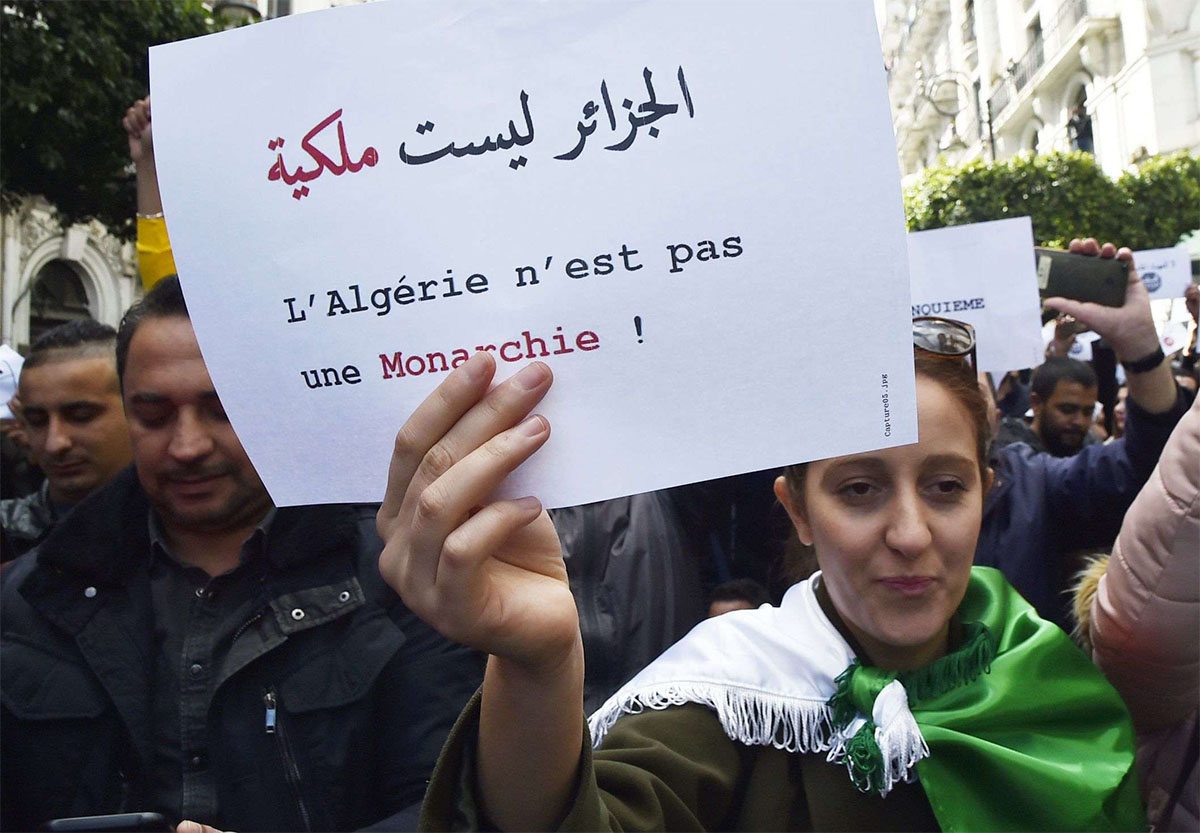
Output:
[1010, 35, 1045, 91]
[985, 0, 1089, 121]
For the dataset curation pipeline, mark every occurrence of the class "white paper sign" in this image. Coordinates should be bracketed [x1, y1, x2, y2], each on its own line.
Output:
[907, 218, 1044, 375]
[1158, 318, 1193, 357]
[1135, 246, 1191, 301]
[149, 0, 916, 508]
[0, 345, 24, 420]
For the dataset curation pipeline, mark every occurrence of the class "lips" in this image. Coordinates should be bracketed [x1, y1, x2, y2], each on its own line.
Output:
[879, 577, 935, 596]
[48, 459, 88, 477]
[163, 468, 233, 496]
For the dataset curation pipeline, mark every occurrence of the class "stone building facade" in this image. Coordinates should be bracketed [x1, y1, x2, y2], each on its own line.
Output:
[0, 200, 140, 352]
[879, 0, 1200, 181]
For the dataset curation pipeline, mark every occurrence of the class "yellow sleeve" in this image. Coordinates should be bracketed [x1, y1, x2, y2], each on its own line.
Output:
[136, 216, 178, 290]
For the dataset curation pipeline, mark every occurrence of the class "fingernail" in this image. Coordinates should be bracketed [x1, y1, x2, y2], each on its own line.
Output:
[463, 351, 491, 381]
[514, 495, 541, 512]
[517, 414, 548, 437]
[513, 362, 549, 391]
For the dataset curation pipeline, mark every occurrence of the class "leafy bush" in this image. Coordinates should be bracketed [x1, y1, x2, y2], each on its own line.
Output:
[904, 150, 1199, 249]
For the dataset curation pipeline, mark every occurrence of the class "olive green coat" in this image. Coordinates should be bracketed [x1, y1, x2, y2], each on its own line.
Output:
[419, 694, 941, 831]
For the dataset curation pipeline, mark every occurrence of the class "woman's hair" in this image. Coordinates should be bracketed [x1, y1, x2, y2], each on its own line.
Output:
[782, 352, 992, 503]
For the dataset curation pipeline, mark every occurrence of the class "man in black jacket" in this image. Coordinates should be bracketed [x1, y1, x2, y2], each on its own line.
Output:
[1, 277, 483, 832]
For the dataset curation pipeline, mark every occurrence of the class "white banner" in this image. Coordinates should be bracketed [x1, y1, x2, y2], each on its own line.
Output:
[149, 0, 916, 508]
[907, 218, 1044, 374]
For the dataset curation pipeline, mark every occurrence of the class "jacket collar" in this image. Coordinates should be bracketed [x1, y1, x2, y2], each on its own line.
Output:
[29, 465, 361, 589]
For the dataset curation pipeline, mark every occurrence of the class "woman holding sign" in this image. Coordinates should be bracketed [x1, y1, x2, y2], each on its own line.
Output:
[377, 273, 1145, 830]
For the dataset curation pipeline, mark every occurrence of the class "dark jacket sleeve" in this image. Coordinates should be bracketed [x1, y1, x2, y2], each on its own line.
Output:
[1039, 390, 1188, 553]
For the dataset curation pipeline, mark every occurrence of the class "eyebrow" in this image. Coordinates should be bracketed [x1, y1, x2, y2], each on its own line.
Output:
[128, 391, 220, 405]
[921, 454, 976, 471]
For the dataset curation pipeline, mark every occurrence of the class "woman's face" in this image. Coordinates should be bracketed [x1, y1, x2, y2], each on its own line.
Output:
[776, 376, 991, 670]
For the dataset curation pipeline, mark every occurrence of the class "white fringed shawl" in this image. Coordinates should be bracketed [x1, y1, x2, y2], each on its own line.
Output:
[587, 573, 928, 795]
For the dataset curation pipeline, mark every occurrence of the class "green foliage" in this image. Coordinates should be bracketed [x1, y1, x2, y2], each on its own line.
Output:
[1116, 152, 1200, 251]
[904, 150, 1200, 250]
[1, 0, 217, 240]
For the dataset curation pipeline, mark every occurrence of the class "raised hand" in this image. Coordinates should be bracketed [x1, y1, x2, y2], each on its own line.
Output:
[1043, 238, 1158, 362]
[1045, 237, 1177, 415]
[376, 351, 580, 671]
[123, 96, 153, 166]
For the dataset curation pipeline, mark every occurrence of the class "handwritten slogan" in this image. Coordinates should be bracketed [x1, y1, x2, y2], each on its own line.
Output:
[149, 0, 916, 508]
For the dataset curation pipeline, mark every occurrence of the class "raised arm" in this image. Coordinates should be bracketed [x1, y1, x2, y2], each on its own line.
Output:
[1034, 239, 1185, 550]
[1044, 238, 1177, 416]
[375, 351, 584, 831]
[122, 96, 177, 289]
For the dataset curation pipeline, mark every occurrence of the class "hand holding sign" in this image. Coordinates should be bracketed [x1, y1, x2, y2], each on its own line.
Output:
[376, 351, 577, 669]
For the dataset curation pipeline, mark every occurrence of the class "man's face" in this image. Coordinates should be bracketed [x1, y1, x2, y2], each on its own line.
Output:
[1033, 380, 1097, 456]
[122, 316, 271, 534]
[18, 356, 132, 504]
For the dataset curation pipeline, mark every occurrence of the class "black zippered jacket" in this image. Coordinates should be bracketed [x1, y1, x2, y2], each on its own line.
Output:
[0, 467, 484, 832]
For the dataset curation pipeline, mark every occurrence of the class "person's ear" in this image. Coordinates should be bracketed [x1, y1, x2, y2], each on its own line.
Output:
[982, 466, 995, 494]
[774, 475, 814, 546]
[1029, 391, 1043, 410]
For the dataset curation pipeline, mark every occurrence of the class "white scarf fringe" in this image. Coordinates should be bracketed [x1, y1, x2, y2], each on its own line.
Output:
[588, 682, 839, 754]
[585, 575, 930, 796]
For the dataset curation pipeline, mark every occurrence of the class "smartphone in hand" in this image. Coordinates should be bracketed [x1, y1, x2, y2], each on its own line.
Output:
[42, 812, 172, 832]
[1034, 247, 1128, 308]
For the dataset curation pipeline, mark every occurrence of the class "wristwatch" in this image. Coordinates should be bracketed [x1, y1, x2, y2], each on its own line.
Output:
[1121, 345, 1165, 374]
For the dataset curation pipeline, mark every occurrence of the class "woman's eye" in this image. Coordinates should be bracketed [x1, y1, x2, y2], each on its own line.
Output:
[929, 479, 967, 497]
[838, 481, 877, 501]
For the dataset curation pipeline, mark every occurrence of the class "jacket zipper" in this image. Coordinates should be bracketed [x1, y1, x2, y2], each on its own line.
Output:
[231, 610, 264, 646]
[263, 688, 313, 831]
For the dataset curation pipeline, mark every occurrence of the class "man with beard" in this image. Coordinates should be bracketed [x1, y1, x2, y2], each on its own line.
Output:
[1, 276, 482, 831]
[994, 357, 1099, 456]
[1, 320, 132, 558]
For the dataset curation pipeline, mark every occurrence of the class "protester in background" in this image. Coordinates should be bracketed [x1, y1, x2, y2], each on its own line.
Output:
[993, 357, 1099, 456]
[707, 577, 771, 617]
[974, 238, 1188, 631]
[1109, 384, 1129, 441]
[994, 369, 1031, 419]
[123, 96, 177, 289]
[1073, 395, 1199, 831]
[1, 277, 482, 832]
[0, 320, 131, 559]
[0, 407, 42, 502]
[386, 346, 1143, 831]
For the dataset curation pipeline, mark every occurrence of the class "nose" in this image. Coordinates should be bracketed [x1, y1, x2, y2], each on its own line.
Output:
[883, 487, 932, 559]
[167, 409, 214, 463]
[43, 415, 73, 456]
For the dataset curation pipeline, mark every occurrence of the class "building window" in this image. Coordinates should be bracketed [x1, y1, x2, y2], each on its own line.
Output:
[1067, 87, 1093, 154]
[29, 260, 92, 344]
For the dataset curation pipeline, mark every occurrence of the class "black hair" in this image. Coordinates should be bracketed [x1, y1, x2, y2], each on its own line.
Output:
[1031, 357, 1098, 400]
[116, 275, 187, 386]
[24, 319, 117, 370]
[709, 578, 772, 609]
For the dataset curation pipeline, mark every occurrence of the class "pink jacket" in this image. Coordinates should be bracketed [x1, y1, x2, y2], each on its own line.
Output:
[1082, 394, 1199, 831]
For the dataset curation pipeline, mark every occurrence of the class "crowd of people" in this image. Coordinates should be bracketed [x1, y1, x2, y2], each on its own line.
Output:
[0, 94, 1196, 833]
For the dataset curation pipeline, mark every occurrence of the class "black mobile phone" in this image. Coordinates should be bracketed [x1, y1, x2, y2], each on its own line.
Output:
[1034, 247, 1127, 308]
[42, 812, 172, 832]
